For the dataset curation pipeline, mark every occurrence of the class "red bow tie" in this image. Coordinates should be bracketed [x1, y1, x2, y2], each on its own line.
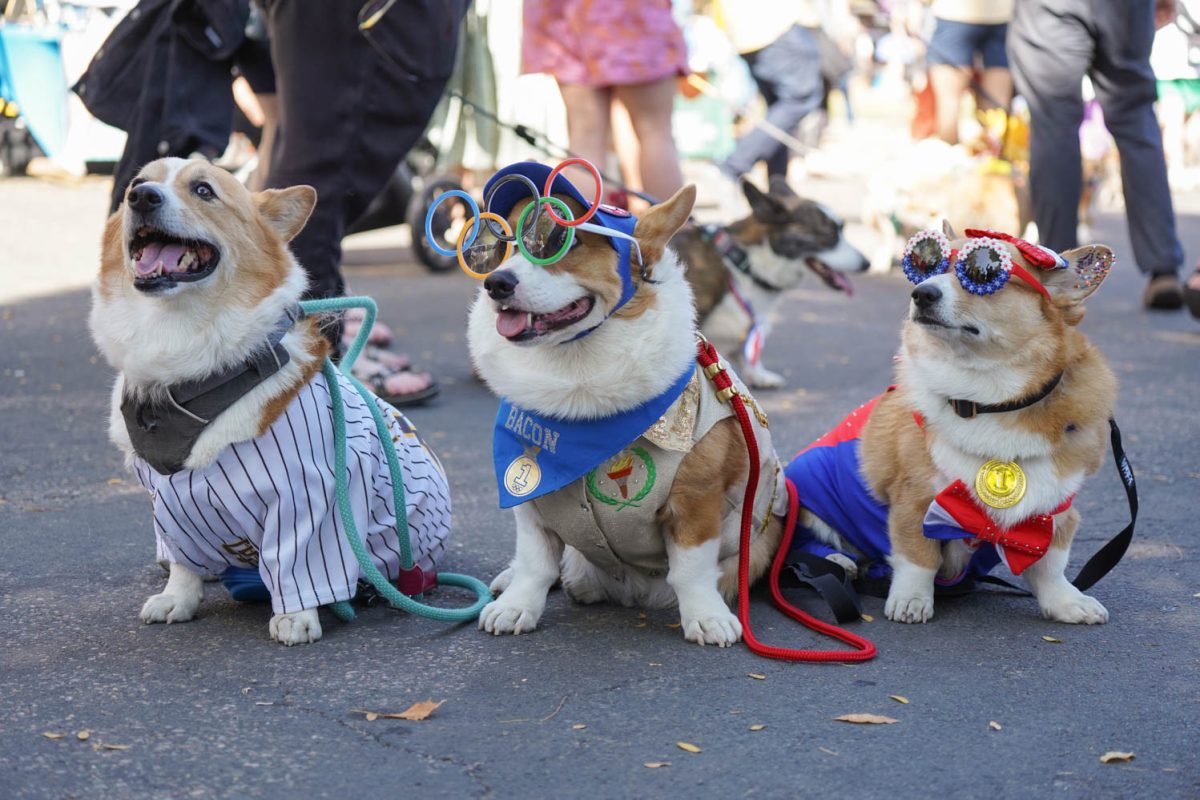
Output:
[934, 481, 1073, 575]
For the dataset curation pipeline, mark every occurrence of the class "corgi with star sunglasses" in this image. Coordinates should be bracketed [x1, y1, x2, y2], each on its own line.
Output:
[901, 228, 1067, 301]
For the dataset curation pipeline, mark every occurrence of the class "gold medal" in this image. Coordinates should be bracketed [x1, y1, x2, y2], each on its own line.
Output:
[504, 452, 541, 497]
[975, 460, 1026, 509]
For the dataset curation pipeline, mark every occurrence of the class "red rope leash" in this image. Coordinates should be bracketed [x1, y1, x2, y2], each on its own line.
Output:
[696, 340, 876, 662]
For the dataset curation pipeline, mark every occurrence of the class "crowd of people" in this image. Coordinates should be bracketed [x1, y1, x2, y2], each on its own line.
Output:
[8, 0, 1199, 404]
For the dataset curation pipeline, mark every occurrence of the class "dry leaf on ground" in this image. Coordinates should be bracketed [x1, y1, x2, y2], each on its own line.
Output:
[41, 733, 66, 740]
[834, 714, 898, 725]
[644, 762, 671, 768]
[353, 700, 444, 721]
[818, 747, 840, 756]
[989, 721, 1003, 731]
[93, 743, 131, 751]
[749, 724, 766, 731]
[1100, 751, 1135, 764]
[75, 731, 91, 741]
[861, 614, 875, 622]
[572, 724, 587, 730]
[665, 623, 681, 629]
[748, 673, 766, 680]
[676, 742, 701, 753]
[889, 695, 909, 704]
[1042, 635, 1063, 644]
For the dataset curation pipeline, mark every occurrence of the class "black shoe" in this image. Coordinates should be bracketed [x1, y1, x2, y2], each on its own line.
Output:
[1143, 274, 1184, 311]
[1183, 270, 1200, 320]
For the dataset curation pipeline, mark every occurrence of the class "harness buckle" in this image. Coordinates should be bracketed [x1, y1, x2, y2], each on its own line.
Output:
[703, 361, 726, 380]
[716, 386, 737, 404]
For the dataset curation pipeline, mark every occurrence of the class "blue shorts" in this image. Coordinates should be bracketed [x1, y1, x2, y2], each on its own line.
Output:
[927, 18, 1009, 69]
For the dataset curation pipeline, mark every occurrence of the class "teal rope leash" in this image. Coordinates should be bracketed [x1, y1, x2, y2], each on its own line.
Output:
[298, 296, 491, 623]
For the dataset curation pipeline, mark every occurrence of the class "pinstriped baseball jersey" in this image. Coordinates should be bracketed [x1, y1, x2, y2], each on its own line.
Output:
[132, 369, 451, 615]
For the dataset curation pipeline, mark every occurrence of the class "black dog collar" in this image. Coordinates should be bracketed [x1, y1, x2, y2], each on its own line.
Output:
[948, 372, 1064, 419]
[699, 224, 788, 293]
[121, 305, 301, 474]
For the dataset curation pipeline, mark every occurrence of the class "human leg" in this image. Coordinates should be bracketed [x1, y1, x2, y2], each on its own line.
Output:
[557, 82, 613, 190]
[614, 76, 684, 201]
[1091, 0, 1184, 291]
[929, 65, 971, 144]
[1007, 0, 1091, 252]
[720, 25, 823, 178]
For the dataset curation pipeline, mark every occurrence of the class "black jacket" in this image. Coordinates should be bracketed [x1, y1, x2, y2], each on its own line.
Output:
[73, 0, 250, 212]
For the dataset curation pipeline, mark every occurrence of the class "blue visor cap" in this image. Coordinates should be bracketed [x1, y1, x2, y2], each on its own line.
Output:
[482, 161, 639, 314]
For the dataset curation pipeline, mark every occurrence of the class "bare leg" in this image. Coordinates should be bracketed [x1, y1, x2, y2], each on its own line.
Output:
[558, 82, 613, 190]
[929, 65, 971, 144]
[614, 77, 684, 202]
[978, 67, 1013, 111]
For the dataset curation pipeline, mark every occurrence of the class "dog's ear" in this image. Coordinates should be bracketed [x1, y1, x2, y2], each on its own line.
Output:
[743, 181, 789, 223]
[254, 186, 317, 242]
[634, 184, 696, 268]
[942, 219, 957, 239]
[1038, 245, 1115, 311]
[767, 174, 798, 199]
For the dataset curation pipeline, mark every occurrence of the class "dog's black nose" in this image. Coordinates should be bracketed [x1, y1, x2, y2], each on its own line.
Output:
[128, 184, 164, 214]
[485, 269, 518, 301]
[912, 282, 942, 308]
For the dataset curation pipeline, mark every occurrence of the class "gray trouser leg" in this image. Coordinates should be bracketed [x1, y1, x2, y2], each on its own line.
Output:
[1009, 0, 1182, 274]
[1090, 0, 1183, 276]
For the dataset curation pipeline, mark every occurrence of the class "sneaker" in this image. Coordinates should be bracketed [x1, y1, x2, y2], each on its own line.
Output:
[1143, 274, 1183, 311]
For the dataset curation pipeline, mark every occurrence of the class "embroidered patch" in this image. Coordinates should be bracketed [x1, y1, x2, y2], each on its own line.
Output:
[221, 537, 260, 566]
[504, 447, 542, 498]
[586, 447, 656, 510]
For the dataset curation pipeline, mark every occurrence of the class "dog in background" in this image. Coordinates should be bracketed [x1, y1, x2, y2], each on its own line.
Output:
[673, 177, 869, 388]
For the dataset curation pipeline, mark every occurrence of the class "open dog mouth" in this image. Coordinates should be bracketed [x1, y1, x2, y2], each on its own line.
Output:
[805, 257, 853, 295]
[495, 296, 596, 341]
[128, 226, 220, 292]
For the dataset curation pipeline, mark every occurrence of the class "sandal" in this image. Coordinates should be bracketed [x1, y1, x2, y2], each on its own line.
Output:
[353, 354, 440, 407]
[343, 307, 393, 347]
[1184, 268, 1200, 320]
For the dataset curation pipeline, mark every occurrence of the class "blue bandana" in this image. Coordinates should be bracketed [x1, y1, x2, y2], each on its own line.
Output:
[482, 161, 639, 325]
[493, 365, 694, 508]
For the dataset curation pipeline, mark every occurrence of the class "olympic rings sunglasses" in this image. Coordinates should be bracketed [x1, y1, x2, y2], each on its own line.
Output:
[902, 229, 1052, 300]
[423, 159, 644, 280]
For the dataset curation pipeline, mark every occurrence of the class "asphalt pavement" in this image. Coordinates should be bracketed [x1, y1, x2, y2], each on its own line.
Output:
[1, 173, 1197, 800]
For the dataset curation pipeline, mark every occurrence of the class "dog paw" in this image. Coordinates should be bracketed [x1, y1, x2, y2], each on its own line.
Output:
[1039, 589, 1108, 625]
[140, 592, 199, 624]
[269, 609, 322, 645]
[884, 591, 934, 624]
[489, 567, 514, 595]
[680, 606, 743, 647]
[825, 553, 859, 580]
[479, 599, 542, 635]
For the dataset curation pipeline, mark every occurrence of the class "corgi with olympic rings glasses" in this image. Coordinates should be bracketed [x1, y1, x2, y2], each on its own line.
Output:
[438, 161, 789, 646]
[786, 222, 1120, 625]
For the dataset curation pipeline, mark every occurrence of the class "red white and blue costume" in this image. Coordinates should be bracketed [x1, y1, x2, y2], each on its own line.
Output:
[784, 393, 1070, 586]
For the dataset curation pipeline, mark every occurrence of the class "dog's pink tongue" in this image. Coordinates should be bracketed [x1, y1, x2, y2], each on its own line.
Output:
[135, 243, 187, 275]
[496, 309, 530, 338]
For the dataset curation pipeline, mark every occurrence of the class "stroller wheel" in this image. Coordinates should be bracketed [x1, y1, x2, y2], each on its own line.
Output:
[409, 176, 466, 272]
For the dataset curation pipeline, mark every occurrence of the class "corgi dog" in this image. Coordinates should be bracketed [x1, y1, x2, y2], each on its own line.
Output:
[466, 162, 787, 646]
[90, 157, 452, 645]
[673, 177, 869, 389]
[786, 224, 1117, 624]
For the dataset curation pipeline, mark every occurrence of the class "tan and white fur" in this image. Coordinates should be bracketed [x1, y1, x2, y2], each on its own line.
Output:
[469, 187, 782, 646]
[803, 222, 1117, 625]
[90, 157, 330, 645]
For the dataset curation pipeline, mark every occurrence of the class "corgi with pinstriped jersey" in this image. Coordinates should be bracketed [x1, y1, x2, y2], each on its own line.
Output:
[89, 157, 452, 646]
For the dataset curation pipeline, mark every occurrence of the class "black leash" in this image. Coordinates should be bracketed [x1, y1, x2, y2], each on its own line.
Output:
[786, 416, 1138, 610]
